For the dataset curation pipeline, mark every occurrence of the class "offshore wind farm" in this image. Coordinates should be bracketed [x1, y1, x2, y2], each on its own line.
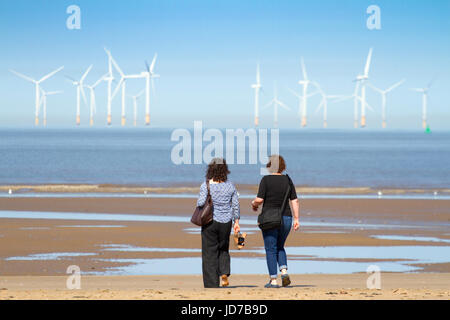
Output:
[8, 47, 441, 130]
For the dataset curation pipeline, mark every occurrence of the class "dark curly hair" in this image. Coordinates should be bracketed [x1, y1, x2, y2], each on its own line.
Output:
[206, 158, 230, 182]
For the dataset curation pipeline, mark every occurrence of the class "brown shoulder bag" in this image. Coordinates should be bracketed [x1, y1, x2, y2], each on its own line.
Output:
[191, 180, 213, 226]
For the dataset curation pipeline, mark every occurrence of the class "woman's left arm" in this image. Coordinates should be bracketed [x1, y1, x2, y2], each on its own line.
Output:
[231, 187, 241, 233]
[290, 198, 300, 231]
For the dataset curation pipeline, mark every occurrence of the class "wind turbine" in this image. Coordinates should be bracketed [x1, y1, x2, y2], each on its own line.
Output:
[264, 83, 290, 128]
[130, 89, 145, 126]
[85, 73, 108, 126]
[10, 66, 64, 126]
[411, 79, 434, 129]
[251, 63, 262, 127]
[312, 82, 345, 128]
[368, 79, 405, 128]
[67, 65, 92, 126]
[297, 57, 313, 127]
[354, 48, 373, 128]
[39, 88, 62, 126]
[141, 54, 159, 126]
[111, 56, 145, 126]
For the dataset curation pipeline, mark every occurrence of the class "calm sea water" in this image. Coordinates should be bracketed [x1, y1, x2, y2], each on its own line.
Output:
[0, 128, 449, 189]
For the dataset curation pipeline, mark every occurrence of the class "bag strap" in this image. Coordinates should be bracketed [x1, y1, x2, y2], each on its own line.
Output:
[279, 174, 291, 214]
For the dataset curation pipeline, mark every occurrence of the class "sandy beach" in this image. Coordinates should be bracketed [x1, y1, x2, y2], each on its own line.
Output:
[0, 195, 449, 299]
[0, 273, 449, 300]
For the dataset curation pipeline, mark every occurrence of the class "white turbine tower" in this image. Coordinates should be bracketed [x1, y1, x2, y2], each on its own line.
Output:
[141, 54, 159, 126]
[111, 57, 145, 126]
[368, 79, 405, 128]
[10, 66, 64, 126]
[85, 73, 108, 126]
[103, 48, 116, 126]
[298, 57, 313, 127]
[67, 65, 92, 126]
[312, 82, 344, 128]
[39, 88, 62, 126]
[251, 63, 262, 127]
[354, 48, 373, 128]
[264, 84, 290, 128]
[130, 90, 145, 126]
[411, 79, 434, 129]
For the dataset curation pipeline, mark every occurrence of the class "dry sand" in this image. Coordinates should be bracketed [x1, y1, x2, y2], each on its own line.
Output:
[0, 273, 449, 300]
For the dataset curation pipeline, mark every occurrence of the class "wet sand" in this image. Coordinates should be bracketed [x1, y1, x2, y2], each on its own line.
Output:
[0, 196, 449, 299]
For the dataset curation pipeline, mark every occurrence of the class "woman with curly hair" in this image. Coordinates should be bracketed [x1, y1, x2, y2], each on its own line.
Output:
[197, 158, 240, 288]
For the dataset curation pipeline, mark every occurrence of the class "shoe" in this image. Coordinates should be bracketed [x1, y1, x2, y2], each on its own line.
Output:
[264, 281, 280, 288]
[281, 274, 291, 287]
[221, 275, 229, 287]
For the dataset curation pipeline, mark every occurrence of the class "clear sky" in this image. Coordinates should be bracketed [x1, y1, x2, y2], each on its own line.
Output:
[0, 0, 449, 129]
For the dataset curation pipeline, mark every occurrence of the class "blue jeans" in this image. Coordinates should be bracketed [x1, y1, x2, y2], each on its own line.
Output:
[262, 215, 292, 278]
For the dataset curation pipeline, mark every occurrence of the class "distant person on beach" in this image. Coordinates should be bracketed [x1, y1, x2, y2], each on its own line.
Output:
[197, 158, 240, 288]
[251, 155, 300, 288]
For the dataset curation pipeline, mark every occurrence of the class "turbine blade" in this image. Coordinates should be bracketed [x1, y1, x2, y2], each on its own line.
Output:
[10, 70, 36, 83]
[306, 91, 320, 98]
[110, 56, 124, 77]
[301, 57, 308, 80]
[427, 77, 436, 89]
[150, 53, 157, 73]
[256, 63, 260, 84]
[386, 79, 405, 92]
[112, 78, 124, 98]
[366, 82, 383, 93]
[151, 77, 156, 95]
[39, 66, 64, 83]
[364, 48, 373, 77]
[278, 100, 290, 110]
[65, 75, 76, 82]
[288, 88, 301, 99]
[80, 65, 93, 83]
[314, 100, 324, 114]
[80, 86, 88, 106]
[263, 100, 274, 109]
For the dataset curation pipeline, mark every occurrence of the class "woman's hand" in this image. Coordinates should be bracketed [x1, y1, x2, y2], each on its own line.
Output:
[233, 220, 240, 233]
[251, 200, 259, 212]
[293, 218, 300, 231]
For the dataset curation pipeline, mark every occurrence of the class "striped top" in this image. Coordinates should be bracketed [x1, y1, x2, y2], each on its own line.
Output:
[197, 180, 240, 223]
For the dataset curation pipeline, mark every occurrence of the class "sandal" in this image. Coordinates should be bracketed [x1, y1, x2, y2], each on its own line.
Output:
[281, 274, 291, 287]
[221, 275, 229, 287]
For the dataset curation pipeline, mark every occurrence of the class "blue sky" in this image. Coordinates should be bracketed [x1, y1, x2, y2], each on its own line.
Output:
[0, 0, 449, 129]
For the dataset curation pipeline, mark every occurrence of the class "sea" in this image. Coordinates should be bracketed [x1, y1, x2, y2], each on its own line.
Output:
[0, 128, 449, 189]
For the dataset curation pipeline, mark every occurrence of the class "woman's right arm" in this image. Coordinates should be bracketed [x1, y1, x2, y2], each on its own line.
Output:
[197, 182, 207, 207]
[252, 177, 265, 211]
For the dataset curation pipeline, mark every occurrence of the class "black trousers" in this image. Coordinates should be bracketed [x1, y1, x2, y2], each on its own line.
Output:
[201, 220, 232, 288]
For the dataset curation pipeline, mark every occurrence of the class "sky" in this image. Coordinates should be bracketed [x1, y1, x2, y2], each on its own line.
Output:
[0, 0, 449, 129]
